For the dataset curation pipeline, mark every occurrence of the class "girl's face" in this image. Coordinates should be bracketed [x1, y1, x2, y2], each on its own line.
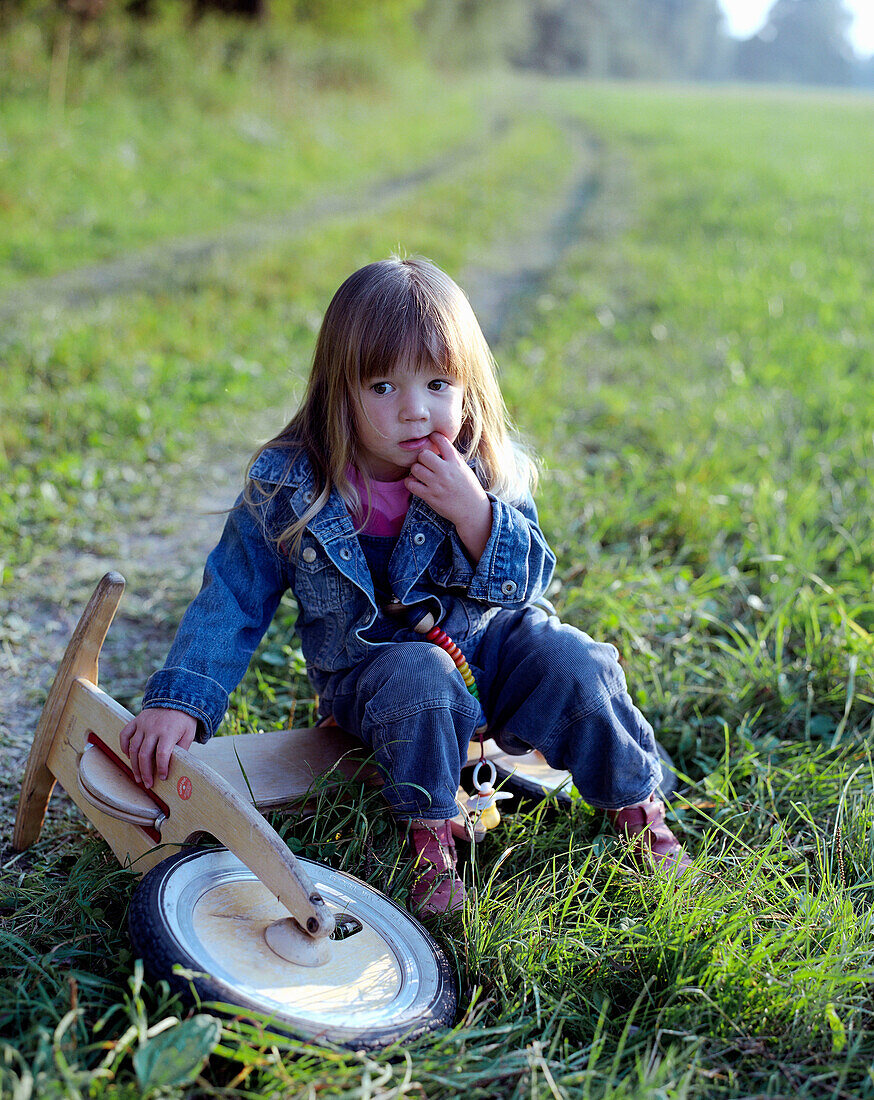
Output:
[353, 358, 464, 480]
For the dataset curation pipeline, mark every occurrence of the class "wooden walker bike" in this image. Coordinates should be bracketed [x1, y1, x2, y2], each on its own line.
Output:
[13, 572, 607, 1047]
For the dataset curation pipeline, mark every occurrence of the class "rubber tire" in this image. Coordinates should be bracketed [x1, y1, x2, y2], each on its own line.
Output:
[129, 847, 456, 1049]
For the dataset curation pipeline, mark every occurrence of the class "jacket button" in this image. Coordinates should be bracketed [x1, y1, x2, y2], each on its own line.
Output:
[501, 580, 517, 595]
[302, 547, 317, 563]
[339, 547, 352, 560]
[413, 532, 426, 546]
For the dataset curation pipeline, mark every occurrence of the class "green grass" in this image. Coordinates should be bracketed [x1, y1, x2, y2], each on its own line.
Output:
[504, 82, 874, 774]
[0, 16, 487, 286]
[2, 33, 874, 1098]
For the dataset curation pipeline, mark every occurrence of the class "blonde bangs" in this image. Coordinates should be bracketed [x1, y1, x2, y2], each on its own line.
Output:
[355, 307, 452, 383]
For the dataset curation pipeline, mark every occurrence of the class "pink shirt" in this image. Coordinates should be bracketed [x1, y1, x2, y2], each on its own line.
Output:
[347, 466, 411, 537]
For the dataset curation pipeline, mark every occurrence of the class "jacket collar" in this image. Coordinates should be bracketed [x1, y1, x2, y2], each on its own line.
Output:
[249, 446, 454, 544]
[251, 446, 467, 614]
[250, 447, 355, 542]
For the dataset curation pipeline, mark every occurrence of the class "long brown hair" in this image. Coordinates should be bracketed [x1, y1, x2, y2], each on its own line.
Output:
[245, 255, 535, 551]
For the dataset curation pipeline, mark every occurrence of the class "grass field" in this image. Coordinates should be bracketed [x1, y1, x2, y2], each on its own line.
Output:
[2, 24, 874, 1098]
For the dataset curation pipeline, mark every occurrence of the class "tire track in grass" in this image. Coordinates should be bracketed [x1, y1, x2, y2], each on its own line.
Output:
[463, 131, 602, 347]
[0, 122, 511, 322]
[0, 118, 605, 844]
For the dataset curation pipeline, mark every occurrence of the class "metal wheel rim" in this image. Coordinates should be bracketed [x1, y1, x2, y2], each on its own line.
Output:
[139, 848, 454, 1044]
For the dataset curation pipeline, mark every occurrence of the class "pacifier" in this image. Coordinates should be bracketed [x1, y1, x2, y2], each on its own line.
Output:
[466, 759, 513, 831]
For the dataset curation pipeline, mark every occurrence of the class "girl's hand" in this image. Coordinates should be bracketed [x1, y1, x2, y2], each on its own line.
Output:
[406, 432, 493, 562]
[119, 708, 198, 789]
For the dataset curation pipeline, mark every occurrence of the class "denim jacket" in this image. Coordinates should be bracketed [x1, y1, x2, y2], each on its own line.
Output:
[142, 447, 556, 741]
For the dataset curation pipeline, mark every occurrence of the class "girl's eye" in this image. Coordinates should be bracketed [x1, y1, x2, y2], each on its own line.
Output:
[370, 381, 394, 396]
[427, 378, 450, 392]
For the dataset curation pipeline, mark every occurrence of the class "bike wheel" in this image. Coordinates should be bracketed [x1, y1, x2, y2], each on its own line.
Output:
[129, 847, 456, 1049]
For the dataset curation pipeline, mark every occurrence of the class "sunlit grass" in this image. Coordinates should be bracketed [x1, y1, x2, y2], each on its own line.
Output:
[0, 16, 489, 286]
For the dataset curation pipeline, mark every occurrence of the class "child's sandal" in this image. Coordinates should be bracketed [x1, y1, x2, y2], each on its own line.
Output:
[607, 795, 692, 876]
[406, 820, 466, 916]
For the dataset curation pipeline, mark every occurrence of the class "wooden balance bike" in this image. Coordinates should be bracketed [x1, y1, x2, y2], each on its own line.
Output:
[14, 572, 628, 1048]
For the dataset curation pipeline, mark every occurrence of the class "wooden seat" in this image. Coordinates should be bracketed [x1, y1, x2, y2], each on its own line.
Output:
[78, 741, 163, 827]
[190, 726, 378, 809]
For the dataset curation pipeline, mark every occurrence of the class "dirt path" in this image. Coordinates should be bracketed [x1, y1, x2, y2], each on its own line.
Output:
[0, 121, 510, 323]
[0, 120, 606, 845]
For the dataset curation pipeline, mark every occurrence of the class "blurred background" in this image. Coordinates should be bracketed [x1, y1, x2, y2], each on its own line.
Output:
[1, 0, 873, 96]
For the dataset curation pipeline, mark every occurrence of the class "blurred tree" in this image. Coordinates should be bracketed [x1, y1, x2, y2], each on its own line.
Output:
[47, 0, 108, 109]
[516, 0, 728, 79]
[856, 55, 874, 87]
[418, 0, 530, 67]
[185, 0, 423, 26]
[292, 0, 423, 33]
[522, 0, 605, 73]
[734, 0, 854, 85]
[645, 0, 726, 78]
[189, 0, 266, 20]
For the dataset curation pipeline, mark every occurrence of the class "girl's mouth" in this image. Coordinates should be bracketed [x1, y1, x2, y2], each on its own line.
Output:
[398, 437, 430, 450]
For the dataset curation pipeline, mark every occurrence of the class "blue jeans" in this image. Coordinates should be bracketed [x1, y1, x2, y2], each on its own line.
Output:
[323, 606, 662, 819]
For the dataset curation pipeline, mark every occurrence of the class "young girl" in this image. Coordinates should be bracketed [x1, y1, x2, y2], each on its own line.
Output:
[120, 256, 689, 916]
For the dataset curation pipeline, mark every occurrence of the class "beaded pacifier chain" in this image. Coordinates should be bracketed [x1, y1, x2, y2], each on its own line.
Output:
[410, 610, 511, 830]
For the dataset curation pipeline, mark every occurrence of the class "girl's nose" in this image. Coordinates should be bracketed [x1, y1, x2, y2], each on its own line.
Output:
[400, 394, 428, 421]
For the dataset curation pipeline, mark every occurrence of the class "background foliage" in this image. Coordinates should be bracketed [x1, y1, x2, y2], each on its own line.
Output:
[0, 0, 871, 87]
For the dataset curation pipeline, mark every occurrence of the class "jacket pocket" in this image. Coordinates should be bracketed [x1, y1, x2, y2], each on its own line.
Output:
[292, 536, 342, 613]
[426, 536, 474, 590]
